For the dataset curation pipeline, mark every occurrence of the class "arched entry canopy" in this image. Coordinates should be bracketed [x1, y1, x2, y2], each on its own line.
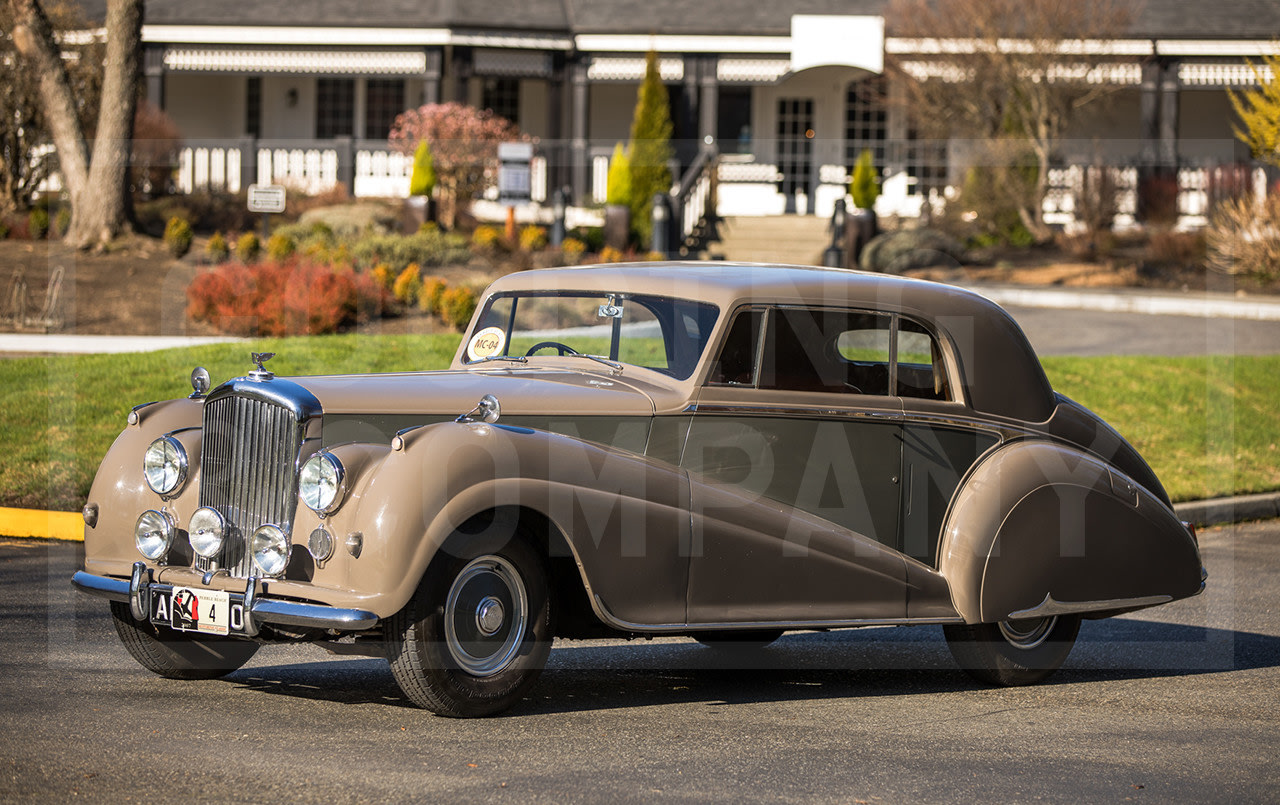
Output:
[790, 15, 885, 75]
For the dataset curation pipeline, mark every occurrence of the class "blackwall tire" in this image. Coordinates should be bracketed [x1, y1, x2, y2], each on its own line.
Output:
[944, 614, 1081, 686]
[388, 537, 552, 718]
[109, 600, 259, 680]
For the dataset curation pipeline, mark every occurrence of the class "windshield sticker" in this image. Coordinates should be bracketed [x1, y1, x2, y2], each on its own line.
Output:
[467, 327, 507, 361]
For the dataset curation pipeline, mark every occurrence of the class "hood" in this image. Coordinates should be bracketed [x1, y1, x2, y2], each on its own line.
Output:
[282, 367, 657, 418]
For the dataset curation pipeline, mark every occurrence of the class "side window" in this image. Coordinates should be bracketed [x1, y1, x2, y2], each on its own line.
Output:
[707, 309, 762, 385]
[760, 308, 892, 395]
[897, 318, 950, 401]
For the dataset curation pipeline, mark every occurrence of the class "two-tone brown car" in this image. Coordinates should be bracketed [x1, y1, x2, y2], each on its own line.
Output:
[74, 262, 1205, 717]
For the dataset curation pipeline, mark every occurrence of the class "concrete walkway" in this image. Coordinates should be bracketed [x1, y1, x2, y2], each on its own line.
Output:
[0, 334, 242, 355]
[960, 282, 1280, 321]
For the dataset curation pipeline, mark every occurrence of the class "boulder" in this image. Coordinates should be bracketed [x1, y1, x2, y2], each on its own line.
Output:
[859, 228, 966, 274]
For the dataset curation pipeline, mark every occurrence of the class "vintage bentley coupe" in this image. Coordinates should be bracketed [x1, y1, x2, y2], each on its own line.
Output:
[74, 263, 1205, 717]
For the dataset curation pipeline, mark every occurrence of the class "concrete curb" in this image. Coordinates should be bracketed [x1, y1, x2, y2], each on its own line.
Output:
[1174, 492, 1280, 529]
[4, 493, 1277, 543]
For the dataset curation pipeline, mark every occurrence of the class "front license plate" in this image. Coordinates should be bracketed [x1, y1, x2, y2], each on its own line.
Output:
[151, 587, 244, 636]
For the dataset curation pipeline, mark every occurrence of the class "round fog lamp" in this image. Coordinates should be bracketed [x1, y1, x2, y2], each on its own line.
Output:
[251, 524, 290, 576]
[300, 452, 344, 513]
[308, 527, 334, 563]
[188, 506, 225, 559]
[143, 436, 188, 496]
[134, 510, 175, 560]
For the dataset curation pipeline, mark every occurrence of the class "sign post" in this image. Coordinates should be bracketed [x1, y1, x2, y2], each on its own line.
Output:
[247, 184, 287, 242]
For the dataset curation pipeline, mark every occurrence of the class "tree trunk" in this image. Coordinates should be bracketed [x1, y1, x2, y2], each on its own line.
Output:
[10, 0, 141, 250]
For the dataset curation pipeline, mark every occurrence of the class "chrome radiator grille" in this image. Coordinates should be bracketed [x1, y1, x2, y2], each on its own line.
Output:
[197, 392, 305, 577]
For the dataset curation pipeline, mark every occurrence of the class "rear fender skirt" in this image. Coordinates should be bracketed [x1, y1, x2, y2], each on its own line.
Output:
[938, 440, 1203, 624]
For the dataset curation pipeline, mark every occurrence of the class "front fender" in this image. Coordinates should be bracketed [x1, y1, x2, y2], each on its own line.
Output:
[330, 421, 690, 623]
[938, 440, 1203, 624]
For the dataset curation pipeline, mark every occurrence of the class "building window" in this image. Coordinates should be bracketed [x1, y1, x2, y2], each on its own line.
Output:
[481, 77, 520, 124]
[316, 78, 355, 139]
[245, 77, 261, 138]
[844, 77, 887, 167]
[365, 78, 405, 140]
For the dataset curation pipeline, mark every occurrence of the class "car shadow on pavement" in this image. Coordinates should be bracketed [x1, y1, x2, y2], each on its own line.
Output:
[221, 618, 1280, 716]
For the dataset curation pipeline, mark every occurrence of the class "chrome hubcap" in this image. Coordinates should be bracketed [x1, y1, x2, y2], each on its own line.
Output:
[444, 556, 527, 676]
[476, 596, 506, 636]
[998, 616, 1057, 650]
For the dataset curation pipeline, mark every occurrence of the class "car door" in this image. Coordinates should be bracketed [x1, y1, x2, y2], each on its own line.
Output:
[681, 305, 911, 625]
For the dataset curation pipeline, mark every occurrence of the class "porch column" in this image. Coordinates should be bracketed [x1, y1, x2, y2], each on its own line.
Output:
[698, 56, 719, 154]
[449, 46, 472, 103]
[681, 55, 699, 164]
[143, 44, 166, 109]
[1159, 60, 1181, 169]
[422, 48, 443, 105]
[547, 52, 566, 194]
[1139, 59, 1161, 167]
[569, 58, 590, 203]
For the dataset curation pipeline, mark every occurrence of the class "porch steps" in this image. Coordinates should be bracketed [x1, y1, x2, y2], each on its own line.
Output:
[708, 215, 833, 266]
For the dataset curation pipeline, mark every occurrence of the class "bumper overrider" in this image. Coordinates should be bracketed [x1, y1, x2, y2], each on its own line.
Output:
[73, 562, 379, 638]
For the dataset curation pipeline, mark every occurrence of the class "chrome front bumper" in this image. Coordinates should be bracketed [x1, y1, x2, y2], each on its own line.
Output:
[72, 562, 379, 637]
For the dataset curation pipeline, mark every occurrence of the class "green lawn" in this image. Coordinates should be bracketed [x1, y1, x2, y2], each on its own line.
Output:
[1, 340, 1276, 510]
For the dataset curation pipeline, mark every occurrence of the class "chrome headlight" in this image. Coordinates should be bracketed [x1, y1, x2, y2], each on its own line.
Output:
[300, 452, 344, 514]
[134, 510, 175, 560]
[251, 524, 290, 576]
[143, 436, 188, 496]
[188, 506, 225, 558]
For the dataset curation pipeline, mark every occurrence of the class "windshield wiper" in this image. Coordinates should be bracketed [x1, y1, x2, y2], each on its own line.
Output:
[471, 355, 528, 366]
[562, 353, 624, 375]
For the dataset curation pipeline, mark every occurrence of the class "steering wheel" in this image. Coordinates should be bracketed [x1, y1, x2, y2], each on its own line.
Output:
[525, 341, 580, 357]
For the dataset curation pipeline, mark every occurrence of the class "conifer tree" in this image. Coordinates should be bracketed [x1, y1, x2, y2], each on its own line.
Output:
[627, 51, 673, 245]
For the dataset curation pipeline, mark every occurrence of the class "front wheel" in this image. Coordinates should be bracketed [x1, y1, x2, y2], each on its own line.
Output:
[388, 538, 552, 717]
[109, 600, 259, 680]
[943, 614, 1081, 686]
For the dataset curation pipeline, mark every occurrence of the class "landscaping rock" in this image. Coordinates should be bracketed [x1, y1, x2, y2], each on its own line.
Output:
[860, 228, 966, 274]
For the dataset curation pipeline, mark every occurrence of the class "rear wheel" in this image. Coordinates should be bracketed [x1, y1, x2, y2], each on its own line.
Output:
[944, 614, 1081, 686]
[109, 600, 259, 680]
[388, 537, 552, 717]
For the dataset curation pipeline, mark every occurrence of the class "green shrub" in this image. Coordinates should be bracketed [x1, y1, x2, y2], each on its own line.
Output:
[266, 233, 296, 262]
[850, 149, 880, 210]
[53, 208, 71, 238]
[235, 232, 261, 263]
[471, 225, 504, 252]
[560, 237, 587, 265]
[205, 232, 230, 263]
[164, 216, 194, 258]
[28, 208, 50, 240]
[409, 140, 437, 197]
[393, 263, 423, 305]
[349, 229, 471, 272]
[419, 275, 447, 315]
[440, 285, 478, 331]
[519, 225, 548, 252]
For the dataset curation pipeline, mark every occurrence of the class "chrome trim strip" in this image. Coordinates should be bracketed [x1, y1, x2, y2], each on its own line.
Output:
[72, 571, 130, 602]
[592, 595, 963, 633]
[1007, 592, 1174, 620]
[689, 403, 905, 421]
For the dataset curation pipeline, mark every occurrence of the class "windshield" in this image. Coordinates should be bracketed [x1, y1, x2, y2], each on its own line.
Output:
[463, 292, 720, 380]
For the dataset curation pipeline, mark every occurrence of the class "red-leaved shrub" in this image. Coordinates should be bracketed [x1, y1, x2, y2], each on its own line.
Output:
[186, 258, 392, 336]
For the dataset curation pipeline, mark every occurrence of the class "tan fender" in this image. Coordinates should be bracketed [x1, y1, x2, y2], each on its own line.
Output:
[83, 399, 205, 576]
[938, 440, 1203, 624]
[328, 420, 691, 622]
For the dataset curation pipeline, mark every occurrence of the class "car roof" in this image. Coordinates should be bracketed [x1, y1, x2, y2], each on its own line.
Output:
[484, 262, 1057, 422]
